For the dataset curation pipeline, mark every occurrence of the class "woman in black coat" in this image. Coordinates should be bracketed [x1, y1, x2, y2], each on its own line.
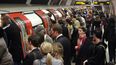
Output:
[75, 27, 94, 65]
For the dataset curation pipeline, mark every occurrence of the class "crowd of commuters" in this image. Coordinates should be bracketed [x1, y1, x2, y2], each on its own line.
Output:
[0, 6, 116, 65]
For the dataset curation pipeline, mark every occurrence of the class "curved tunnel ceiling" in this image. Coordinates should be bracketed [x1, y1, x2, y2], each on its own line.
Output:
[0, 0, 68, 5]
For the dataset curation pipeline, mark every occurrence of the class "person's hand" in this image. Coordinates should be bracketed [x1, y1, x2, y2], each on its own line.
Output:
[75, 46, 78, 49]
[83, 60, 88, 65]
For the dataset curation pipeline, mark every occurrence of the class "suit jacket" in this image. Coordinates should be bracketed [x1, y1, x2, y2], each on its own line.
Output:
[70, 26, 78, 56]
[86, 42, 106, 65]
[76, 38, 94, 65]
[4, 22, 24, 62]
[56, 35, 71, 65]
[0, 37, 13, 65]
[23, 48, 42, 65]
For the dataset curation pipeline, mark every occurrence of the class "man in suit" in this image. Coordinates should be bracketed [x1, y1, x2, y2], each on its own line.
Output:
[1, 14, 23, 65]
[51, 23, 71, 65]
[23, 34, 44, 65]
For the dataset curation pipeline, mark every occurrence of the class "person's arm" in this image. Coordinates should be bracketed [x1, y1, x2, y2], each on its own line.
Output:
[85, 46, 105, 65]
[23, 54, 33, 65]
[0, 46, 6, 61]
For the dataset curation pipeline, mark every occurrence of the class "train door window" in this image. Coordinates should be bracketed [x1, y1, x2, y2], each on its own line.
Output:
[24, 12, 43, 27]
[51, 14, 55, 21]
[42, 10, 55, 21]
[55, 10, 62, 18]
[14, 17, 28, 56]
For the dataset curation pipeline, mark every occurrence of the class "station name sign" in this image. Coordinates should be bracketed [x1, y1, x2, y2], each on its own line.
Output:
[75, 1, 90, 5]
[93, 1, 110, 5]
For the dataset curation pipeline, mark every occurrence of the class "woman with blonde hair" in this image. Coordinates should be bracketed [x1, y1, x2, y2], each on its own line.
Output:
[35, 42, 63, 65]
[52, 42, 64, 65]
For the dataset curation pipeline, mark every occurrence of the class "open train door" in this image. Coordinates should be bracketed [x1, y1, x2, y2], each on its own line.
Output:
[57, 8, 66, 18]
[7, 12, 33, 60]
[48, 9, 63, 21]
[55, 10, 63, 20]
[47, 9, 60, 21]
[34, 10, 49, 33]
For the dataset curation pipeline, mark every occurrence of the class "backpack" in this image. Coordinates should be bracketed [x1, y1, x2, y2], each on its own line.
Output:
[99, 44, 111, 65]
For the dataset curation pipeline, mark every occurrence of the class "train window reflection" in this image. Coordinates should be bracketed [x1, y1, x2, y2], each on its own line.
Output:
[24, 13, 43, 27]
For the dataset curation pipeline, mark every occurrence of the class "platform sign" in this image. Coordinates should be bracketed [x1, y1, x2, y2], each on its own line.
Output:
[75, 1, 91, 5]
[93, 1, 110, 5]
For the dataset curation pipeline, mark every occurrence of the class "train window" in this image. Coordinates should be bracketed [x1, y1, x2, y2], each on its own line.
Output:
[24, 13, 43, 27]
[51, 14, 55, 21]
[42, 10, 50, 14]
[55, 11, 62, 18]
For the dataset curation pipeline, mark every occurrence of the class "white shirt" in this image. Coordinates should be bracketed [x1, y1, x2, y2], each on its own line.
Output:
[56, 34, 63, 40]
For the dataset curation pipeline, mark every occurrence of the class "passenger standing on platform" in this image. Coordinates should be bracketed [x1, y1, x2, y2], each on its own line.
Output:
[23, 34, 44, 65]
[0, 17, 14, 65]
[34, 25, 53, 43]
[103, 17, 116, 63]
[75, 27, 93, 65]
[52, 42, 64, 64]
[83, 30, 107, 65]
[66, 16, 78, 62]
[1, 14, 23, 65]
[58, 19, 69, 39]
[51, 23, 71, 65]
[38, 42, 63, 65]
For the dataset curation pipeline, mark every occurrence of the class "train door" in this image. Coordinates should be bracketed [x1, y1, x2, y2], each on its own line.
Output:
[34, 10, 50, 33]
[42, 9, 56, 21]
[57, 8, 66, 18]
[55, 10, 63, 20]
[47, 9, 60, 21]
[7, 12, 33, 59]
